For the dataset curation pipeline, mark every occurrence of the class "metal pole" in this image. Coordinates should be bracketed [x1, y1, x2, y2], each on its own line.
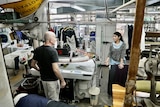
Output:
[47, 1, 51, 29]
[110, 0, 136, 13]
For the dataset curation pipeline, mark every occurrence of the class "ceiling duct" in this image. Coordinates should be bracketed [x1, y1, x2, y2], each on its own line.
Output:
[57, 7, 82, 14]
[146, 0, 160, 6]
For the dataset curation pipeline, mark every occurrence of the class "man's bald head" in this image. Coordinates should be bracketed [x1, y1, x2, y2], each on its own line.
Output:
[44, 31, 56, 41]
[44, 31, 56, 46]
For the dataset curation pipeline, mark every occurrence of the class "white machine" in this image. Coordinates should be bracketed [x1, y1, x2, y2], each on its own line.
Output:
[30, 57, 96, 101]
[61, 58, 96, 101]
[0, 28, 13, 44]
[4, 47, 33, 75]
[59, 58, 95, 80]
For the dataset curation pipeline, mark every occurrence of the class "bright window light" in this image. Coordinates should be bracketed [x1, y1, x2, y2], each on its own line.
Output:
[71, 5, 86, 12]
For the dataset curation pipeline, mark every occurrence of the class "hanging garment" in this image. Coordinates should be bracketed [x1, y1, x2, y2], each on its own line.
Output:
[128, 25, 133, 50]
[58, 27, 79, 48]
[14, 56, 19, 70]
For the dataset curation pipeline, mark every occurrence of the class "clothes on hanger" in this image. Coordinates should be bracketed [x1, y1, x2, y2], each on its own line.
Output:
[58, 26, 79, 48]
[128, 24, 133, 50]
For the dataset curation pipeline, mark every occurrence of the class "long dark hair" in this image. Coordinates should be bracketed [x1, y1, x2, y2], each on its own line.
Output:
[114, 32, 124, 42]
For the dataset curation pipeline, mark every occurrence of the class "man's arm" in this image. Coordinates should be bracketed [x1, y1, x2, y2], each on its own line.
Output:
[31, 59, 40, 71]
[52, 63, 66, 88]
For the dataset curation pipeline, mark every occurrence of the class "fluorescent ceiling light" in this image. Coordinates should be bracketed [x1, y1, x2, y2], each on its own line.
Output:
[71, 5, 86, 11]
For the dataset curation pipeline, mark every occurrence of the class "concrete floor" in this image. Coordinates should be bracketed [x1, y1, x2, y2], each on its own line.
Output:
[8, 66, 114, 107]
[8, 65, 160, 107]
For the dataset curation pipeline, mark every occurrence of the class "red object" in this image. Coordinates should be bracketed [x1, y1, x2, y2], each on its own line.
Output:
[49, 28, 54, 32]
[57, 50, 63, 55]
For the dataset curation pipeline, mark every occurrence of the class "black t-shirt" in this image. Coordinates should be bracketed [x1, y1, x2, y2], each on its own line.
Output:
[33, 45, 59, 81]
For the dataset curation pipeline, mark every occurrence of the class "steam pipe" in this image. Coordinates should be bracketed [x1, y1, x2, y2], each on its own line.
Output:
[0, 20, 157, 25]
[47, 1, 51, 29]
[104, 0, 112, 22]
[110, 0, 136, 13]
[0, 19, 34, 23]
[0, 17, 38, 24]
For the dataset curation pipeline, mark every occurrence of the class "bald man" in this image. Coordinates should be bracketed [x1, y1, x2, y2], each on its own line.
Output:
[31, 31, 66, 101]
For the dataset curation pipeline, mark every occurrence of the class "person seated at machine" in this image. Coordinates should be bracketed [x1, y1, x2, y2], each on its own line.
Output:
[14, 93, 77, 107]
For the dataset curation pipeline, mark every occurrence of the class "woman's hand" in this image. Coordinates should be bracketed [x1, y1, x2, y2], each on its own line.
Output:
[118, 63, 124, 69]
[105, 59, 109, 66]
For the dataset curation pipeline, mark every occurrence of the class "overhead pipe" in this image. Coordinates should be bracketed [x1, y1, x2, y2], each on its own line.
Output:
[110, 0, 136, 13]
[104, 0, 136, 21]
[0, 17, 38, 24]
[47, 1, 51, 29]
[37, 20, 156, 24]
[0, 19, 156, 25]
[104, 0, 112, 21]
[0, 19, 34, 23]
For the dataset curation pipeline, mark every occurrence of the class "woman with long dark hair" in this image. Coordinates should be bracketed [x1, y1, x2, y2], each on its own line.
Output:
[105, 31, 126, 106]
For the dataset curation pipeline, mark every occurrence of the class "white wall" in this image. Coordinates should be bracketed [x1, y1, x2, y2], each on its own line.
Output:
[96, 19, 116, 64]
[0, 45, 14, 107]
